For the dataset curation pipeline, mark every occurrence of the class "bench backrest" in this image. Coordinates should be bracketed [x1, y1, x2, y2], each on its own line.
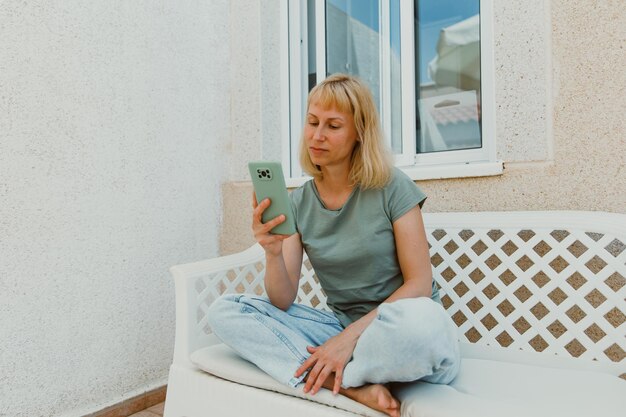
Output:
[185, 211, 625, 374]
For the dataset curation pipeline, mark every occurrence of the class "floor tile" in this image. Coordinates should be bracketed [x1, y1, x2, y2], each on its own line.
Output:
[127, 411, 159, 417]
[147, 402, 165, 415]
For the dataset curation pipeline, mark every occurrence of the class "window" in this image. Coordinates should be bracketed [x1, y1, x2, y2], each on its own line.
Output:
[284, 0, 501, 182]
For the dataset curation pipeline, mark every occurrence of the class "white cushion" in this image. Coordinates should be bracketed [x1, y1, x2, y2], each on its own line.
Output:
[191, 343, 626, 417]
[190, 343, 387, 417]
[449, 358, 625, 416]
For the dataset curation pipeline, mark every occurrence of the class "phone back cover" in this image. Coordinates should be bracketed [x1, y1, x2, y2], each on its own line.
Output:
[248, 161, 296, 235]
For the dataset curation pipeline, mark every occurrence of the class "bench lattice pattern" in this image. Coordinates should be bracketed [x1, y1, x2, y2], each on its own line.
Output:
[192, 226, 625, 365]
[430, 227, 625, 363]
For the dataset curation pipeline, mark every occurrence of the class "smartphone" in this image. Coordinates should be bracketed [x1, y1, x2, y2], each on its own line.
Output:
[248, 161, 297, 235]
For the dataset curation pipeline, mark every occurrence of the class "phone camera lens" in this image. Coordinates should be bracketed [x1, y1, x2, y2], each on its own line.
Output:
[261, 171, 267, 177]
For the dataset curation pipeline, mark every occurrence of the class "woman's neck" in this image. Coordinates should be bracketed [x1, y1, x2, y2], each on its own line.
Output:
[313, 165, 355, 210]
[317, 165, 352, 193]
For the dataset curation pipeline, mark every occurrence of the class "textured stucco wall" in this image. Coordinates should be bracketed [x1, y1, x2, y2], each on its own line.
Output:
[226, 0, 283, 179]
[228, 0, 262, 182]
[219, 0, 281, 252]
[0, 1, 230, 416]
[494, 0, 551, 162]
[220, 0, 626, 255]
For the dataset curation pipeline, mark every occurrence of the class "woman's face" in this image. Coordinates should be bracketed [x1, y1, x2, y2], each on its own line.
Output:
[304, 101, 358, 170]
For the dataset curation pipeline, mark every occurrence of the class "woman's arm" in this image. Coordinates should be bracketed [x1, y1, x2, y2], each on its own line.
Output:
[296, 204, 432, 394]
[252, 194, 303, 310]
[264, 233, 303, 310]
[388, 204, 433, 298]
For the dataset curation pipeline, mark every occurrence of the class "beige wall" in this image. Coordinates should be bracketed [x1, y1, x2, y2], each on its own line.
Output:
[220, 0, 625, 255]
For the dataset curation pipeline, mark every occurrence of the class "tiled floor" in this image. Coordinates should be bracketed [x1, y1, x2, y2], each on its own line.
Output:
[128, 402, 164, 417]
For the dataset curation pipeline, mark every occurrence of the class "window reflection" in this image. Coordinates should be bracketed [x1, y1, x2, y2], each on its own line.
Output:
[416, 0, 482, 154]
[306, 0, 482, 156]
[325, 0, 381, 107]
[323, 0, 403, 152]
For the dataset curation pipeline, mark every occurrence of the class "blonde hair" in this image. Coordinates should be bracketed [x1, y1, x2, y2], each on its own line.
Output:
[299, 73, 393, 189]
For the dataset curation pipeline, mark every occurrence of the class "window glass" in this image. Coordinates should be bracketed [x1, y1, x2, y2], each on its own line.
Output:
[416, 0, 481, 153]
[323, 0, 405, 152]
[325, 0, 380, 107]
[299, 0, 489, 170]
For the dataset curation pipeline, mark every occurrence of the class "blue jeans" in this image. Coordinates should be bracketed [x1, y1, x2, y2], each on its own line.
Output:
[207, 294, 460, 389]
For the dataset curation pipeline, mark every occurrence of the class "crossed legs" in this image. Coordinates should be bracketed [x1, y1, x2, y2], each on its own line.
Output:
[207, 294, 460, 415]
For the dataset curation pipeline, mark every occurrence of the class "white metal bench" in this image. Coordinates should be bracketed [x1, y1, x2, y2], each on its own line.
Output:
[164, 211, 625, 417]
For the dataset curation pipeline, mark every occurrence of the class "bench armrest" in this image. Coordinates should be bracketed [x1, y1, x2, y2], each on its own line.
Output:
[170, 244, 266, 367]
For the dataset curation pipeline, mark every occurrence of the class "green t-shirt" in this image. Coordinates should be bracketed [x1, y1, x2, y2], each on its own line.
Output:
[290, 168, 439, 328]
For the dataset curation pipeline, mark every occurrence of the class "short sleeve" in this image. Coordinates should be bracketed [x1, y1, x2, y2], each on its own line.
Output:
[385, 168, 427, 223]
[289, 186, 303, 234]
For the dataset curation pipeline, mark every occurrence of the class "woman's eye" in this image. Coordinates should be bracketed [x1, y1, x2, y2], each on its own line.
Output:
[308, 121, 319, 126]
[329, 125, 340, 129]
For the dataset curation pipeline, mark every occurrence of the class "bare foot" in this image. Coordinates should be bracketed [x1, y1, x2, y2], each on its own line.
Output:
[308, 373, 400, 416]
[342, 384, 400, 417]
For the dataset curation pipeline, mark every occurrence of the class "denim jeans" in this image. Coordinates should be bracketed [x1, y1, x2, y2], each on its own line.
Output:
[207, 294, 460, 389]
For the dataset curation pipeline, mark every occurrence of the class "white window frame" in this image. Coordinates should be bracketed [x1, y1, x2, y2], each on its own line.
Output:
[281, 0, 502, 186]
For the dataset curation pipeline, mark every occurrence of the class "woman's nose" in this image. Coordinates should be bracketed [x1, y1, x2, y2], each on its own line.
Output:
[312, 125, 324, 141]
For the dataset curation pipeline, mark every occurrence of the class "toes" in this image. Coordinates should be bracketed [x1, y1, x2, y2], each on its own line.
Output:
[387, 398, 400, 417]
[377, 390, 390, 409]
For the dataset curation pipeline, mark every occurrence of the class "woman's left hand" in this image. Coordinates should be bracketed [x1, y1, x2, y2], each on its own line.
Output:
[294, 330, 359, 395]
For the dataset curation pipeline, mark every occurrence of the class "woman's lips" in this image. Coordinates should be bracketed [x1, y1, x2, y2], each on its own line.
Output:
[309, 147, 327, 155]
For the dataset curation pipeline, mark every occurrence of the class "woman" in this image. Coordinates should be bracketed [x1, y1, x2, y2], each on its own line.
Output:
[208, 74, 460, 417]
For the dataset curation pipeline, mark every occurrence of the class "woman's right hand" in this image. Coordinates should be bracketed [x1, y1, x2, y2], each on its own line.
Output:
[252, 192, 290, 256]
